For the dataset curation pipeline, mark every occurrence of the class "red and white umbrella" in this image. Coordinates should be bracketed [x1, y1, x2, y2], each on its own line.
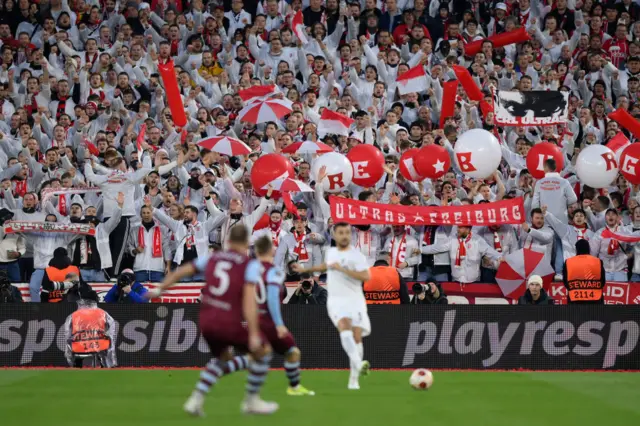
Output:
[282, 141, 334, 155]
[196, 136, 252, 156]
[263, 177, 314, 193]
[237, 98, 293, 124]
[495, 248, 555, 299]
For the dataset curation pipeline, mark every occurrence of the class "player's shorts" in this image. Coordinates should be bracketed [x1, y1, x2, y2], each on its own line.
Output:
[327, 300, 371, 337]
[260, 317, 297, 355]
[200, 317, 265, 358]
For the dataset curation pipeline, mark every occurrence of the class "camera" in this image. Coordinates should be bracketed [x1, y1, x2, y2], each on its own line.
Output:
[118, 271, 135, 288]
[0, 271, 14, 303]
[301, 280, 313, 290]
[413, 282, 427, 295]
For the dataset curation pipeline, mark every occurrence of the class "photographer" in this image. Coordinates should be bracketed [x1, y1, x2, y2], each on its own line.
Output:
[0, 269, 23, 303]
[411, 281, 448, 304]
[104, 269, 149, 303]
[287, 273, 327, 305]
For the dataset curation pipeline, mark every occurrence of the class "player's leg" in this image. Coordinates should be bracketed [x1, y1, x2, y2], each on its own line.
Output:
[184, 347, 242, 417]
[352, 326, 369, 377]
[336, 317, 369, 389]
[284, 347, 315, 396]
[242, 343, 279, 415]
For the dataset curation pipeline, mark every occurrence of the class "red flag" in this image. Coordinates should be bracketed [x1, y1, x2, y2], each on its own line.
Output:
[137, 124, 147, 160]
[602, 228, 640, 243]
[282, 192, 299, 218]
[318, 109, 355, 137]
[440, 80, 458, 128]
[238, 85, 276, 102]
[253, 213, 270, 231]
[291, 10, 307, 44]
[157, 60, 188, 127]
[606, 131, 630, 158]
[608, 109, 640, 140]
[84, 140, 100, 156]
[396, 65, 429, 95]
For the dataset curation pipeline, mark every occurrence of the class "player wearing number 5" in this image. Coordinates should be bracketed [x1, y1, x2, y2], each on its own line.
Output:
[563, 240, 606, 304]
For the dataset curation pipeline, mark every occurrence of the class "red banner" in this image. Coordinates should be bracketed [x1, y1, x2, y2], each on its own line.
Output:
[329, 196, 525, 226]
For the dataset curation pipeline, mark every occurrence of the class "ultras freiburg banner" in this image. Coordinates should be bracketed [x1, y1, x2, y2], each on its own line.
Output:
[493, 90, 569, 126]
[330, 196, 525, 226]
[0, 305, 638, 370]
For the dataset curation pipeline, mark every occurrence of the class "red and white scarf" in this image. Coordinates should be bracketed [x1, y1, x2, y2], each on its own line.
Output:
[390, 233, 407, 267]
[58, 194, 67, 216]
[493, 231, 502, 253]
[455, 234, 472, 267]
[355, 228, 372, 256]
[607, 226, 620, 255]
[574, 224, 588, 240]
[269, 219, 281, 248]
[293, 231, 309, 262]
[185, 222, 198, 250]
[139, 225, 163, 257]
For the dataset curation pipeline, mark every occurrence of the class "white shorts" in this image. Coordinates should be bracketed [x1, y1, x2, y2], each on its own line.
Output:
[327, 301, 371, 337]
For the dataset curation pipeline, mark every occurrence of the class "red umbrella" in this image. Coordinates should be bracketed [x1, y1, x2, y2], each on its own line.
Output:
[282, 141, 334, 154]
[196, 136, 252, 156]
[495, 248, 555, 299]
[237, 99, 293, 124]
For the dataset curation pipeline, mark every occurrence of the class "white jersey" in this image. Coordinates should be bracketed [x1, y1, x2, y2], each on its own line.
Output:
[325, 246, 369, 304]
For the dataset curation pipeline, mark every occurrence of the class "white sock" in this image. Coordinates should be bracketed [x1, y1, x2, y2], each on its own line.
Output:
[357, 342, 363, 359]
[340, 330, 362, 368]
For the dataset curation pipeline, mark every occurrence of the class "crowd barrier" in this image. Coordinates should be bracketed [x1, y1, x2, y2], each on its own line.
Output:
[0, 304, 639, 369]
[14, 281, 640, 304]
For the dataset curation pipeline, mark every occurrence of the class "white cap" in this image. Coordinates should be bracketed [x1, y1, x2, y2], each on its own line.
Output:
[528, 275, 543, 286]
[496, 2, 508, 11]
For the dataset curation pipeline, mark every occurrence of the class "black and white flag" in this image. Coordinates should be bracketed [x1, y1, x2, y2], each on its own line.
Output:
[493, 90, 569, 126]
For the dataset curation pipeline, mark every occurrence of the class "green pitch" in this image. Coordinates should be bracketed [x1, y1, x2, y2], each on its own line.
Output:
[2, 370, 640, 426]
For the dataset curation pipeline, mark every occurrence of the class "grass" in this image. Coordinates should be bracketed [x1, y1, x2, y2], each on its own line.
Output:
[2, 370, 640, 426]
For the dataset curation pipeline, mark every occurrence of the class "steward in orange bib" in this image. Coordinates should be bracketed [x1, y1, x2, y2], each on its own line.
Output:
[64, 300, 117, 368]
[563, 240, 606, 304]
[363, 260, 410, 304]
[41, 248, 98, 303]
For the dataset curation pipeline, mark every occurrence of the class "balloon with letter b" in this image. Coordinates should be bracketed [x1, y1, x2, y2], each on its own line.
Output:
[454, 129, 502, 179]
[346, 144, 385, 187]
[619, 143, 640, 185]
[575, 145, 618, 188]
[312, 152, 354, 193]
[526, 142, 564, 179]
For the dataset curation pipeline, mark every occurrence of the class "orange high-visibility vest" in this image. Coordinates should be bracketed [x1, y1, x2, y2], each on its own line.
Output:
[70, 309, 110, 354]
[44, 265, 80, 303]
[363, 266, 401, 304]
[565, 255, 604, 303]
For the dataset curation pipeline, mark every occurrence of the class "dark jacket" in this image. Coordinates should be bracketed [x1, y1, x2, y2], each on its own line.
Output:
[0, 284, 23, 303]
[287, 281, 327, 305]
[518, 288, 554, 305]
[410, 283, 448, 304]
[104, 281, 149, 303]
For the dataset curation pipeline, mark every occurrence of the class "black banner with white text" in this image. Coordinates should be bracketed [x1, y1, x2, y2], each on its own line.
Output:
[0, 305, 638, 370]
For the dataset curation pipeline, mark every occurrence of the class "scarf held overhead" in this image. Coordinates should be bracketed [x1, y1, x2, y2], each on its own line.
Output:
[330, 196, 525, 226]
[40, 187, 102, 205]
[4, 221, 96, 236]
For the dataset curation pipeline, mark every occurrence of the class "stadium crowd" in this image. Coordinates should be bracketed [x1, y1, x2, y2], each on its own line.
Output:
[0, 0, 640, 304]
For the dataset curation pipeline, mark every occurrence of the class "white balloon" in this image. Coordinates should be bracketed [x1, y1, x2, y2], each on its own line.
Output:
[453, 129, 502, 179]
[311, 152, 354, 193]
[575, 144, 619, 189]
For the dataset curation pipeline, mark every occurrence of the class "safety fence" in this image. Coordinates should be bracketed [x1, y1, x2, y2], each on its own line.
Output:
[14, 281, 640, 304]
[1, 304, 638, 370]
